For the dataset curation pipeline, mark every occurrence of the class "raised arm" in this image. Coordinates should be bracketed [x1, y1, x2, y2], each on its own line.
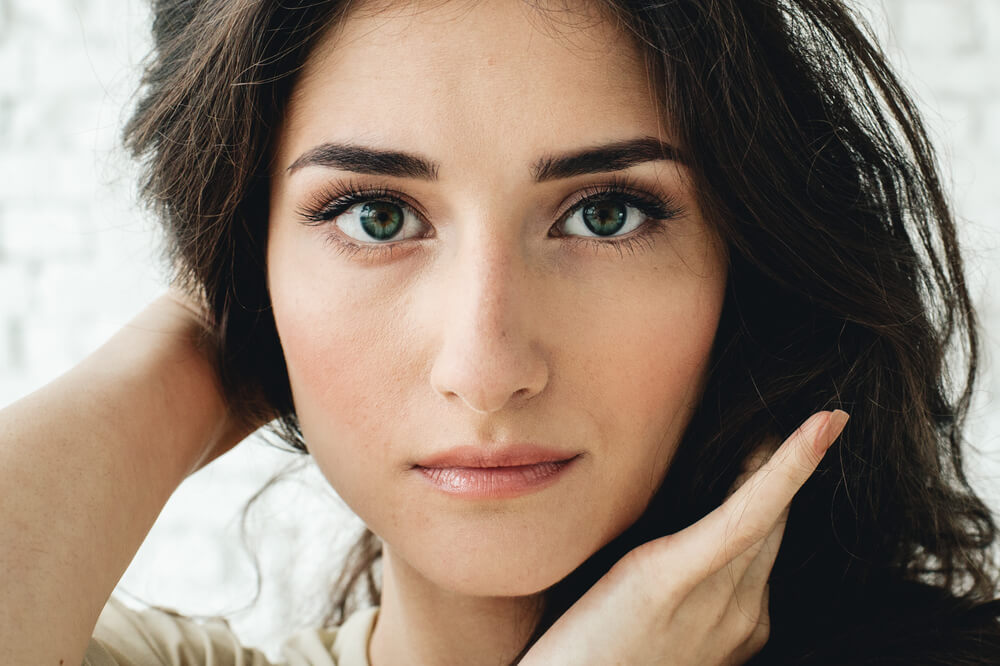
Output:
[0, 293, 255, 665]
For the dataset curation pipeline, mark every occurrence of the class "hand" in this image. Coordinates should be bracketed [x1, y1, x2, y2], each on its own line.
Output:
[520, 410, 850, 666]
[130, 289, 259, 472]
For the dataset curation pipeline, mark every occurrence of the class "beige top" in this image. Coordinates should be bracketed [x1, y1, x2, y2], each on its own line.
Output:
[83, 596, 378, 666]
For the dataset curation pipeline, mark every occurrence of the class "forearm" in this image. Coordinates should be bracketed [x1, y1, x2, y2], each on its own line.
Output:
[0, 294, 251, 665]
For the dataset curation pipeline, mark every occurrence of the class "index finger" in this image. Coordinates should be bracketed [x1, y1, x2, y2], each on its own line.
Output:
[675, 409, 849, 576]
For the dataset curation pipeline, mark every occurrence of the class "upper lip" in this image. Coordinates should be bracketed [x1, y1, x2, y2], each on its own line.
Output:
[413, 443, 581, 469]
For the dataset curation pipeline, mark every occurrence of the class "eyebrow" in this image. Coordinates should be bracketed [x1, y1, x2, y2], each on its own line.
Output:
[285, 136, 683, 182]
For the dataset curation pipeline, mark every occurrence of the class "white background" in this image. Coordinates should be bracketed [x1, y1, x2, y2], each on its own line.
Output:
[1, 0, 999, 659]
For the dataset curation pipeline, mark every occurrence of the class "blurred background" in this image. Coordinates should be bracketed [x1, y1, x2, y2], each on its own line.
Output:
[1, 0, 998, 660]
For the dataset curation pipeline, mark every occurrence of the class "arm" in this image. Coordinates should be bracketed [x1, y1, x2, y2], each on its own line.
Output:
[0, 293, 255, 665]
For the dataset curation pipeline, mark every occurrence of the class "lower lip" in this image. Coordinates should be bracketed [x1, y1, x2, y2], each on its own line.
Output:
[414, 456, 579, 499]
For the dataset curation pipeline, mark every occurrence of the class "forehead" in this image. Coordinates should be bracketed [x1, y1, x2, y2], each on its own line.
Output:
[276, 0, 670, 176]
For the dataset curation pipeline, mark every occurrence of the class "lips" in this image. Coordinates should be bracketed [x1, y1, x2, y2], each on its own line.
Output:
[412, 443, 581, 469]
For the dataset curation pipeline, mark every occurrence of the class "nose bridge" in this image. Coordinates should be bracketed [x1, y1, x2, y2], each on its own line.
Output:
[429, 224, 548, 414]
[464, 232, 519, 334]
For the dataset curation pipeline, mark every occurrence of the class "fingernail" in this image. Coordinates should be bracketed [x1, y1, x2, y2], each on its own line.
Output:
[818, 410, 849, 453]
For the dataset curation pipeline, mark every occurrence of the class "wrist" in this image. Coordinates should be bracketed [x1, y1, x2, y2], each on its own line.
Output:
[87, 293, 251, 477]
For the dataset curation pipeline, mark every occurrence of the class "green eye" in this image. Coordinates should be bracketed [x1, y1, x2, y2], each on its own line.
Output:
[563, 197, 641, 239]
[581, 200, 628, 236]
[359, 201, 405, 240]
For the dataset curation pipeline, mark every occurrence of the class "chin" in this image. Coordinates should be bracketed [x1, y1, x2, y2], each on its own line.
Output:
[433, 565, 573, 598]
[394, 535, 597, 598]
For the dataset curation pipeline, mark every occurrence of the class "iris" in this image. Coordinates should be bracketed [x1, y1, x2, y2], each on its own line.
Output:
[582, 200, 628, 236]
[359, 201, 404, 240]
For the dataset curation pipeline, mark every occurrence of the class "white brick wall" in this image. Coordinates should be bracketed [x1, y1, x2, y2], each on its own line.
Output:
[875, 0, 1000, 513]
[1, 0, 999, 658]
[0, 1, 357, 656]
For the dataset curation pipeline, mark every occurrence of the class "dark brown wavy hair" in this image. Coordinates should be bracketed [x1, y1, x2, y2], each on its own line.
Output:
[125, 0, 1000, 662]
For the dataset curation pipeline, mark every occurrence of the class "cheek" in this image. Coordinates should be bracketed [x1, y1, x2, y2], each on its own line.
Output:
[275, 288, 409, 431]
[634, 282, 720, 418]
[573, 272, 724, 520]
[278, 299, 393, 428]
[266, 232, 416, 516]
[561, 234, 725, 425]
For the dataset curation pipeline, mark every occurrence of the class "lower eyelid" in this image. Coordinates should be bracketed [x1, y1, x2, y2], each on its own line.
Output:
[323, 229, 663, 262]
[570, 220, 667, 251]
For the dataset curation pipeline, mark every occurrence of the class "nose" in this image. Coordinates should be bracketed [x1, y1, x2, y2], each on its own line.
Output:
[429, 232, 549, 414]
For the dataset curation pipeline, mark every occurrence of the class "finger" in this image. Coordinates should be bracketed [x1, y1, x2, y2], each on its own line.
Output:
[704, 491, 786, 663]
[726, 583, 772, 665]
[688, 503, 787, 627]
[731, 504, 788, 605]
[719, 560, 776, 666]
[674, 410, 848, 577]
[671, 503, 787, 637]
[715, 500, 788, 593]
[713, 410, 847, 564]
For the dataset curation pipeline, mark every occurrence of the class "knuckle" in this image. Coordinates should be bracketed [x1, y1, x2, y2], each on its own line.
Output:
[730, 615, 770, 662]
[748, 619, 771, 653]
[624, 534, 671, 572]
[725, 595, 761, 638]
[722, 614, 757, 654]
[726, 511, 771, 554]
[617, 537, 686, 592]
[727, 591, 770, 642]
[783, 451, 818, 487]
[738, 605, 763, 642]
[800, 443, 824, 472]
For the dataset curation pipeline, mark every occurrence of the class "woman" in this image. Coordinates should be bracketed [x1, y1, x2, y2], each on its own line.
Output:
[3, 0, 999, 664]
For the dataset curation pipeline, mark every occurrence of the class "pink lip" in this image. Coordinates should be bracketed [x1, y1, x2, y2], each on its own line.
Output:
[414, 458, 580, 499]
[413, 443, 580, 469]
[411, 444, 582, 499]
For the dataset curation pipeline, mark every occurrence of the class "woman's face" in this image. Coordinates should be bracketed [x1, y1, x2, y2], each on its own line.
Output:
[268, 0, 728, 597]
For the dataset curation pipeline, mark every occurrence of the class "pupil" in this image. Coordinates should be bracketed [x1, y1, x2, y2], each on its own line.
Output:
[360, 202, 404, 240]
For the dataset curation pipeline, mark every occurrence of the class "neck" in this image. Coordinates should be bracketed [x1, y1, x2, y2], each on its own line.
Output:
[369, 545, 544, 666]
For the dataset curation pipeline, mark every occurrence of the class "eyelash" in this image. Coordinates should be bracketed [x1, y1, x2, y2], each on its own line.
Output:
[295, 174, 685, 260]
